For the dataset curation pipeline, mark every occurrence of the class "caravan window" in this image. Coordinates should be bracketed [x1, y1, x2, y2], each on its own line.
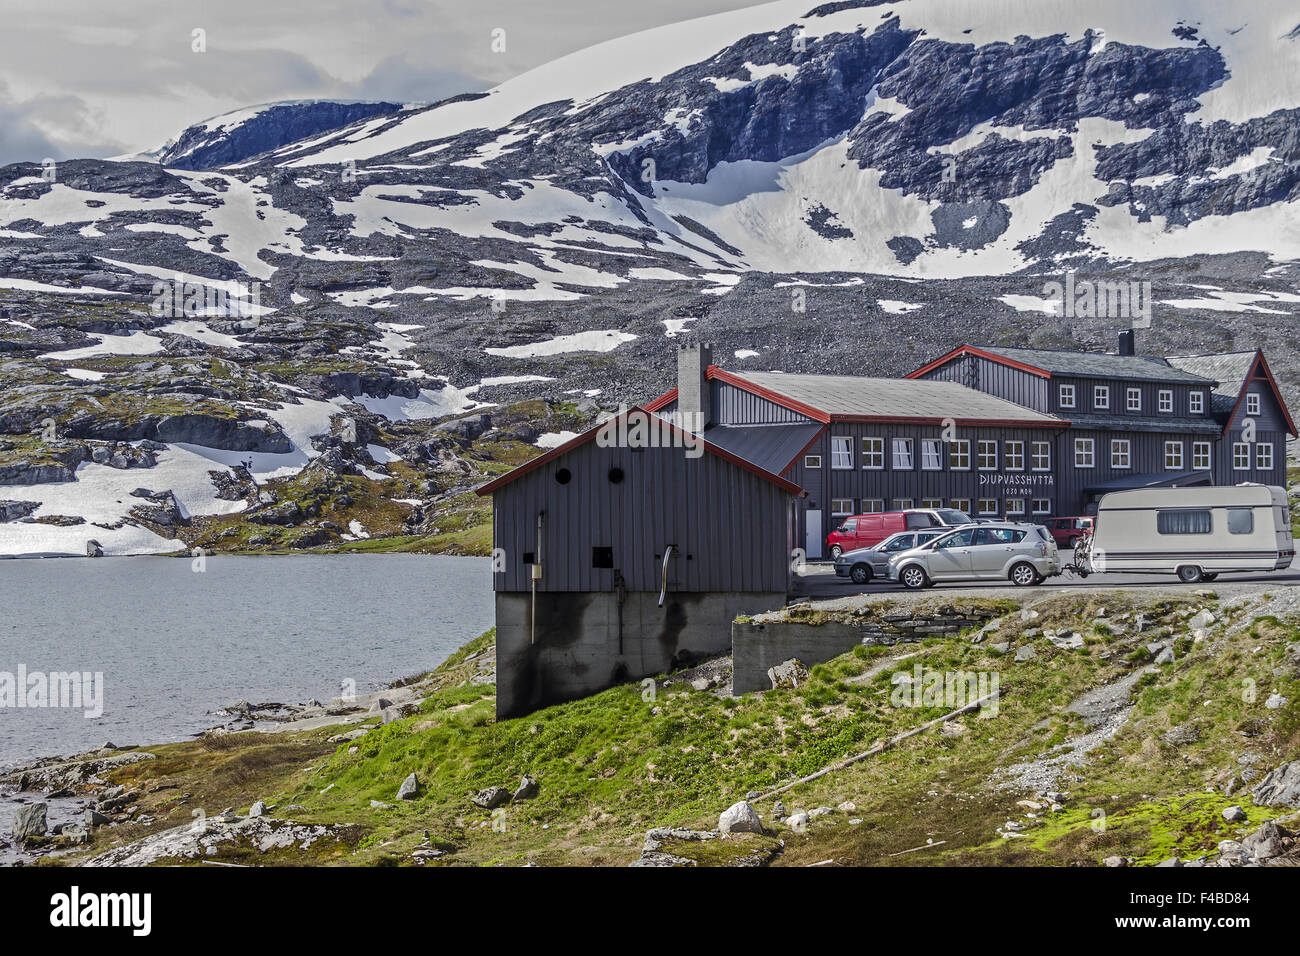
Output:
[1156, 510, 1212, 535]
[1227, 509, 1254, 535]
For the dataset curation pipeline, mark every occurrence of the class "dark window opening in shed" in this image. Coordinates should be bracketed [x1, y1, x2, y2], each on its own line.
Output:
[522, 552, 535, 565]
[555, 467, 572, 485]
[592, 547, 614, 568]
[608, 467, 625, 484]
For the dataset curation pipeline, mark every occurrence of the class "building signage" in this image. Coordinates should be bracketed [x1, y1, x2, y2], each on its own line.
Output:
[978, 473, 1054, 488]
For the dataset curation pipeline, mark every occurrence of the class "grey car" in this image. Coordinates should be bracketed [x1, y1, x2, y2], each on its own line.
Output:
[833, 529, 948, 584]
[887, 523, 1061, 589]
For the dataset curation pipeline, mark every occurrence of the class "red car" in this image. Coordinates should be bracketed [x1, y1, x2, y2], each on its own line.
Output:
[826, 507, 972, 558]
[1043, 516, 1094, 549]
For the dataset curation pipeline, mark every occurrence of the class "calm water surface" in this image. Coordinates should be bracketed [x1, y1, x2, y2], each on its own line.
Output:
[0, 555, 493, 769]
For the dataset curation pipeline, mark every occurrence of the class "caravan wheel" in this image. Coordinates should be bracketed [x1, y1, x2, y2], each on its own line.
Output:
[1176, 565, 1204, 584]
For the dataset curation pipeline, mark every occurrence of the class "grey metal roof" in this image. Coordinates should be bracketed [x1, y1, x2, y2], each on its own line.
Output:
[732, 371, 1063, 424]
[1084, 469, 1214, 493]
[1165, 352, 1258, 424]
[981, 347, 1218, 384]
[704, 422, 823, 475]
[1063, 413, 1223, 435]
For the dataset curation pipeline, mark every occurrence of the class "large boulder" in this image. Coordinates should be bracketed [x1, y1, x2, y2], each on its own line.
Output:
[1252, 760, 1300, 808]
[12, 802, 47, 841]
[471, 787, 511, 810]
[718, 800, 763, 835]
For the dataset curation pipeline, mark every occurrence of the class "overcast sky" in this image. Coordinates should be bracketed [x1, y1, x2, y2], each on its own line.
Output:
[0, 0, 759, 165]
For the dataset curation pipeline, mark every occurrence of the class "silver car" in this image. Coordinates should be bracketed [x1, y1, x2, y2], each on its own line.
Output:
[888, 523, 1060, 589]
[833, 529, 948, 584]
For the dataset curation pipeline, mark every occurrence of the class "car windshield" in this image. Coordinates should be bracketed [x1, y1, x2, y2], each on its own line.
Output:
[881, 534, 913, 552]
[937, 509, 972, 525]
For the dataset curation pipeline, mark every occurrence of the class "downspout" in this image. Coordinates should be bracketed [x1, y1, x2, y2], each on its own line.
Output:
[659, 545, 675, 607]
[531, 511, 544, 645]
[614, 570, 627, 654]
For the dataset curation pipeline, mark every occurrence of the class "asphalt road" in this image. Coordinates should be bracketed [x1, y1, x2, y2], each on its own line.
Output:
[794, 558, 1300, 599]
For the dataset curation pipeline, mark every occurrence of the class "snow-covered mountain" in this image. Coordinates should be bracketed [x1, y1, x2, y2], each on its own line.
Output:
[137, 100, 408, 171]
[2, 0, 1300, 556]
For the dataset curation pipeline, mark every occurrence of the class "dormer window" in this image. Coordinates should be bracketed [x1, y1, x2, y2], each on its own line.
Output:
[1126, 387, 1141, 411]
[1158, 389, 1173, 414]
[1093, 385, 1109, 410]
[1059, 384, 1076, 409]
[1247, 392, 1261, 417]
[1189, 391, 1204, 414]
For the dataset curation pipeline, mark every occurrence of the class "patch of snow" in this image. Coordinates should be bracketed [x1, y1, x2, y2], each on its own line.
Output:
[485, 329, 637, 358]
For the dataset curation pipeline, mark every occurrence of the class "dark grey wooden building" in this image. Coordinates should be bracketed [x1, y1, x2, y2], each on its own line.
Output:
[479, 337, 1294, 716]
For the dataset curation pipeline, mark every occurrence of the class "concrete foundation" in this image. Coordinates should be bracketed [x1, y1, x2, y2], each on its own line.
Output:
[495, 590, 785, 718]
[731, 620, 866, 694]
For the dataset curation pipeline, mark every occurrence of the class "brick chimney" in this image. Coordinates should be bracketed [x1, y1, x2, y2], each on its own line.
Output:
[1118, 329, 1135, 356]
[676, 343, 712, 434]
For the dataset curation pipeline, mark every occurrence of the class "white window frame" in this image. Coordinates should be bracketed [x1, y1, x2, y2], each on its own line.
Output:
[951, 498, 972, 514]
[1031, 441, 1051, 472]
[1111, 439, 1131, 469]
[1192, 441, 1211, 471]
[1005, 440, 1025, 471]
[830, 498, 855, 519]
[1257, 442, 1274, 470]
[920, 498, 944, 509]
[1158, 389, 1173, 414]
[1126, 387, 1142, 412]
[892, 438, 914, 470]
[1247, 392, 1261, 416]
[893, 498, 914, 511]
[830, 436, 853, 470]
[920, 439, 943, 471]
[977, 498, 999, 517]
[862, 498, 884, 514]
[1233, 442, 1250, 471]
[949, 439, 971, 471]
[1031, 498, 1052, 515]
[1005, 498, 1026, 517]
[861, 436, 884, 470]
[977, 439, 998, 471]
[1164, 440, 1184, 471]
[1059, 384, 1076, 409]
[1093, 385, 1110, 410]
[1074, 438, 1095, 468]
[804, 455, 821, 469]
[1189, 391, 1204, 415]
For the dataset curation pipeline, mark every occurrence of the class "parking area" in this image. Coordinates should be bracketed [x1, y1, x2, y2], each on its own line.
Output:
[793, 558, 1300, 599]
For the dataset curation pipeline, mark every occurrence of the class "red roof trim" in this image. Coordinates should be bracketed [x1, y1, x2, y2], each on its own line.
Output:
[905, 345, 1052, 380]
[709, 367, 833, 423]
[475, 406, 806, 497]
[828, 413, 1070, 429]
[644, 387, 677, 413]
[1223, 350, 1298, 438]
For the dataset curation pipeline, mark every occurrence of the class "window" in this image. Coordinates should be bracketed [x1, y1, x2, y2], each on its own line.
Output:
[1005, 440, 1025, 471]
[921, 498, 944, 509]
[1190, 391, 1204, 414]
[1164, 441, 1183, 470]
[1158, 389, 1173, 414]
[1192, 441, 1211, 471]
[1258, 443, 1274, 470]
[1005, 498, 1026, 517]
[977, 499, 999, 516]
[892, 438, 914, 470]
[1094, 385, 1110, 410]
[1247, 392, 1261, 416]
[862, 437, 884, 469]
[1227, 508, 1254, 535]
[1233, 443, 1250, 470]
[862, 498, 884, 513]
[977, 439, 998, 471]
[1111, 439, 1131, 469]
[921, 439, 943, 471]
[894, 498, 914, 511]
[1157, 509, 1212, 535]
[950, 439, 971, 470]
[804, 455, 821, 469]
[1074, 438, 1095, 468]
[831, 436, 852, 469]
[831, 499, 854, 519]
[976, 527, 1026, 544]
[951, 498, 971, 514]
[1032, 498, 1052, 515]
[1032, 441, 1051, 471]
[1059, 384, 1076, 409]
[938, 528, 976, 548]
[1127, 387, 1142, 412]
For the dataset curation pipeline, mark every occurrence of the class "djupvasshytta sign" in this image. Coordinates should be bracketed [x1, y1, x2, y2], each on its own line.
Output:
[979, 473, 1055, 487]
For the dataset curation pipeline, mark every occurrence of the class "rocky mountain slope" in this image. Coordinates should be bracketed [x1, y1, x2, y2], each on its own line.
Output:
[2, 0, 1300, 555]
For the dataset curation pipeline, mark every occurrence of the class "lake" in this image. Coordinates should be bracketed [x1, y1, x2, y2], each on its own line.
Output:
[0, 554, 493, 769]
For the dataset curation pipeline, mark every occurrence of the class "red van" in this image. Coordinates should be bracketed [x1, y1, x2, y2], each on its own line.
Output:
[1043, 516, 1094, 549]
[826, 507, 973, 558]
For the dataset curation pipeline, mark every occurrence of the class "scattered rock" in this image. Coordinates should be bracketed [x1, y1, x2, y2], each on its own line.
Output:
[11, 803, 47, 841]
[1014, 645, 1036, 662]
[1251, 760, 1300, 808]
[512, 774, 539, 802]
[1222, 805, 1246, 822]
[471, 787, 511, 810]
[248, 800, 268, 818]
[718, 800, 763, 835]
[767, 659, 810, 690]
[396, 773, 421, 801]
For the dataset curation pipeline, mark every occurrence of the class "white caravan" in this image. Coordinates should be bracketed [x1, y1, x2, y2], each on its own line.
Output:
[1081, 485, 1295, 583]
